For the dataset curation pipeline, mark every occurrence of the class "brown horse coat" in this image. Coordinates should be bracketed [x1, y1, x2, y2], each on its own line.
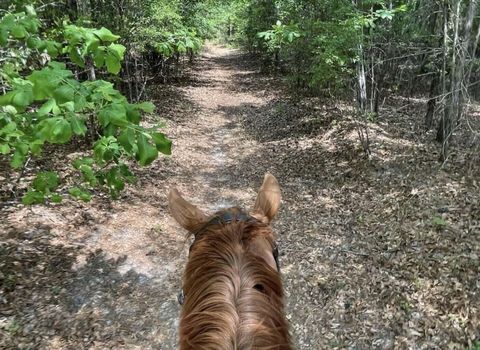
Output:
[169, 174, 291, 350]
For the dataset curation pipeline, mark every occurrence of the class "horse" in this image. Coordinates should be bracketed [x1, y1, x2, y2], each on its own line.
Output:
[168, 173, 291, 350]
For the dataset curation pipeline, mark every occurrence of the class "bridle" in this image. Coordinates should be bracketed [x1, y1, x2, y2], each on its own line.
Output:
[178, 209, 280, 305]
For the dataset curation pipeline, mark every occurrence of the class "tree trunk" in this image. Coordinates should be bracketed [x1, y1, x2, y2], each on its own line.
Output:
[75, 0, 91, 18]
[437, 0, 478, 161]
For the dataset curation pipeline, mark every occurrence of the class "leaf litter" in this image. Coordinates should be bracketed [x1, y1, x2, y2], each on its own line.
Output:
[1, 44, 479, 349]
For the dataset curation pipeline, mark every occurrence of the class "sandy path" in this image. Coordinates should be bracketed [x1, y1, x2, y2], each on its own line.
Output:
[2, 45, 285, 349]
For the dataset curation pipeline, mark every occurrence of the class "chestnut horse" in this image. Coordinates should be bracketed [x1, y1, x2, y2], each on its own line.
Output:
[169, 174, 290, 350]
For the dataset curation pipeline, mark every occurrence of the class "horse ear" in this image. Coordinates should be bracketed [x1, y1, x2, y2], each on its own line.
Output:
[252, 173, 281, 223]
[168, 188, 207, 232]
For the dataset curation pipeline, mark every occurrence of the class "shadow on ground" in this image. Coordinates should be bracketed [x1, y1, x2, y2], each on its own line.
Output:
[0, 228, 179, 350]
[186, 48, 480, 349]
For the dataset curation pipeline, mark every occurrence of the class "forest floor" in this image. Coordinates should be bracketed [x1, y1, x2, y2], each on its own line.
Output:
[1, 44, 479, 350]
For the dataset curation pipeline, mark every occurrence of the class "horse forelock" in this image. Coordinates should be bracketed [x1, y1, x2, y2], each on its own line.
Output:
[179, 215, 290, 350]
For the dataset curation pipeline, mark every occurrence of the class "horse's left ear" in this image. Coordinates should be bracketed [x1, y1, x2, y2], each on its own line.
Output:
[252, 173, 281, 223]
[168, 188, 207, 232]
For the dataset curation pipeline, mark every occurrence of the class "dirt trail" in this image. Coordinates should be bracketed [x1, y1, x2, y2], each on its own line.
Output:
[2, 45, 479, 349]
[1, 45, 292, 349]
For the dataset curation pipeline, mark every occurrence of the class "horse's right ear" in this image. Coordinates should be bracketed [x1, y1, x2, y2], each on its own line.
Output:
[168, 188, 207, 232]
[252, 173, 281, 223]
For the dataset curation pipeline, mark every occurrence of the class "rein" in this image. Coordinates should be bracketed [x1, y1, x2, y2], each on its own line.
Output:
[178, 210, 280, 305]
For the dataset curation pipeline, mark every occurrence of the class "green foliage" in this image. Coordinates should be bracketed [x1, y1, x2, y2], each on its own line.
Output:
[257, 21, 301, 53]
[1, 6, 171, 203]
[220, 0, 408, 93]
[152, 29, 202, 58]
[22, 171, 60, 204]
[68, 186, 91, 202]
[63, 24, 126, 74]
[470, 341, 480, 350]
[127, 0, 203, 59]
[432, 216, 447, 226]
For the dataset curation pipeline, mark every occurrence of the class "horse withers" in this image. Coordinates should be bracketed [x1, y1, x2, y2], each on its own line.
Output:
[168, 173, 291, 350]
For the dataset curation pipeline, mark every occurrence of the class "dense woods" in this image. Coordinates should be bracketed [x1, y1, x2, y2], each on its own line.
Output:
[1, 0, 479, 349]
[1, 0, 479, 203]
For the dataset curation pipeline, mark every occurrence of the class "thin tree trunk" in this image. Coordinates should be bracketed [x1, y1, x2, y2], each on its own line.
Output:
[357, 42, 367, 113]
[437, 0, 478, 161]
[76, 0, 91, 18]
[353, 0, 370, 157]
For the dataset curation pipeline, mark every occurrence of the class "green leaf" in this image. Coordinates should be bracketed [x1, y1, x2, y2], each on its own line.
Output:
[126, 105, 141, 124]
[32, 171, 59, 192]
[105, 53, 121, 74]
[11, 151, 26, 168]
[177, 42, 186, 54]
[37, 99, 56, 116]
[73, 157, 94, 169]
[108, 43, 126, 59]
[11, 89, 34, 111]
[136, 102, 155, 113]
[85, 36, 100, 54]
[0, 144, 11, 154]
[26, 36, 40, 48]
[93, 136, 118, 163]
[45, 40, 60, 57]
[185, 37, 194, 49]
[29, 139, 44, 155]
[23, 18, 39, 33]
[0, 122, 18, 135]
[118, 163, 135, 183]
[22, 190, 45, 205]
[69, 47, 85, 67]
[74, 94, 88, 111]
[118, 128, 136, 153]
[0, 92, 14, 106]
[103, 123, 116, 137]
[50, 194, 62, 203]
[98, 103, 126, 127]
[79, 164, 98, 186]
[0, 28, 8, 46]
[151, 132, 172, 155]
[136, 133, 158, 166]
[48, 118, 72, 143]
[28, 66, 70, 100]
[11, 25, 27, 39]
[61, 101, 75, 112]
[69, 187, 92, 202]
[93, 27, 120, 42]
[10, 143, 28, 168]
[432, 216, 447, 226]
[53, 85, 75, 104]
[40, 118, 72, 144]
[93, 48, 105, 67]
[106, 167, 125, 191]
[68, 115, 87, 136]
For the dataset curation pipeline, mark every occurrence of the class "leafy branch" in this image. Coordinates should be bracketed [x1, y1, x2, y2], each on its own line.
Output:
[0, 5, 171, 204]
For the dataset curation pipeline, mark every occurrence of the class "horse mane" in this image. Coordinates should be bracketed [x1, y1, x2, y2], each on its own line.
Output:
[179, 208, 291, 350]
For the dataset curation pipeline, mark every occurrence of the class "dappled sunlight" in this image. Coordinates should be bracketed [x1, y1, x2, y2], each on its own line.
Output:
[3, 43, 479, 349]
[373, 131, 416, 148]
